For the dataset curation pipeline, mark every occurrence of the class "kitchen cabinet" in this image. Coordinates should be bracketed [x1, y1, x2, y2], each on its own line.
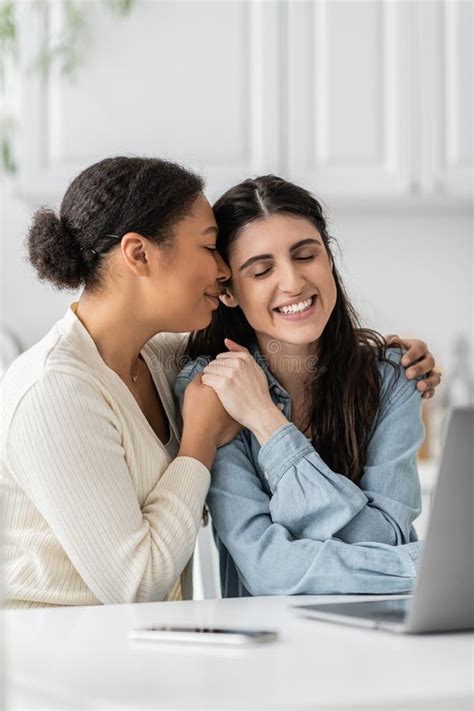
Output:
[15, 1, 472, 204]
[285, 0, 473, 202]
[15, 0, 282, 201]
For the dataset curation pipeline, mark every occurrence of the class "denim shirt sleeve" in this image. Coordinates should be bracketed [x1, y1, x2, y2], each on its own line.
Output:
[207, 434, 420, 596]
[262, 353, 423, 545]
[174, 358, 421, 597]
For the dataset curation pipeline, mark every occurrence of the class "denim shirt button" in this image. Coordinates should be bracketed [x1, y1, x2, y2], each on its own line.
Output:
[273, 387, 281, 396]
[277, 402, 284, 410]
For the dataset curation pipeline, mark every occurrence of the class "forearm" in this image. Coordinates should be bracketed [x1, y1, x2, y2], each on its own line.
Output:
[133, 457, 210, 601]
[267, 430, 420, 544]
[259, 538, 420, 596]
[211, 507, 421, 597]
[261, 423, 372, 539]
[267, 436, 418, 544]
[261, 371, 423, 544]
[335, 484, 421, 545]
[251, 412, 393, 543]
[7, 377, 211, 605]
[258, 538, 420, 596]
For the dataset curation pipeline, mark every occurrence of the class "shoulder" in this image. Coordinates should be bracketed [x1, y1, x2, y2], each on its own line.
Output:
[2, 323, 98, 430]
[4, 366, 111, 417]
[376, 346, 422, 416]
[1, 366, 115, 463]
[173, 354, 213, 401]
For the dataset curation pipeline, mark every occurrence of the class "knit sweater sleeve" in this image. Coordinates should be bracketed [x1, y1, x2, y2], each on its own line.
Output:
[4, 370, 210, 604]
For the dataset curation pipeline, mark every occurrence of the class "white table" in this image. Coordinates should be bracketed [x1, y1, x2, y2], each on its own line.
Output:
[4, 595, 473, 710]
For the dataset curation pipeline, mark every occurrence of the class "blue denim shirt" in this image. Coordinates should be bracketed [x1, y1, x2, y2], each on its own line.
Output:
[174, 346, 423, 597]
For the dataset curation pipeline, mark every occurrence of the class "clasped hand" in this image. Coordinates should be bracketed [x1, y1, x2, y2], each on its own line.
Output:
[201, 338, 277, 431]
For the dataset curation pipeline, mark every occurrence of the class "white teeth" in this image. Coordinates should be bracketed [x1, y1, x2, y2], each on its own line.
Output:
[277, 297, 314, 314]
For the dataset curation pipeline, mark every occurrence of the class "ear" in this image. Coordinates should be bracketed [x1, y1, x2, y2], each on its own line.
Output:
[120, 233, 150, 276]
[219, 287, 239, 308]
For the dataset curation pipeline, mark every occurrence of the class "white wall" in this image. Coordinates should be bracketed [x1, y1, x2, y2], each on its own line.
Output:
[330, 207, 473, 375]
[1, 182, 79, 354]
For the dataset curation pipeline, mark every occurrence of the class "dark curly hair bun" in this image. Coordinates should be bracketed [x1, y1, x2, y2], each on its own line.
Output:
[27, 208, 86, 290]
[25, 156, 204, 291]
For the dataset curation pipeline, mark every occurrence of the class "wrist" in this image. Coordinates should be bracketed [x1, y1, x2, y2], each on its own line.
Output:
[250, 405, 289, 447]
[178, 442, 216, 471]
[179, 428, 217, 470]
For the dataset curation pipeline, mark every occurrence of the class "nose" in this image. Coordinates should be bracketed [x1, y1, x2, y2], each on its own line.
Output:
[215, 250, 231, 283]
[279, 262, 306, 293]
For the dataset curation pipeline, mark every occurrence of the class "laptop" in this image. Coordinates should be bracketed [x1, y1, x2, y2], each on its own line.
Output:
[294, 407, 474, 634]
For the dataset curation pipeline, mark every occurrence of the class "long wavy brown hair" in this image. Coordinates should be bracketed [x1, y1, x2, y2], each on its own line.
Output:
[185, 175, 399, 484]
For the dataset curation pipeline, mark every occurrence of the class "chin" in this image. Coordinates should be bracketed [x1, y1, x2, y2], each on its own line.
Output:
[272, 325, 324, 346]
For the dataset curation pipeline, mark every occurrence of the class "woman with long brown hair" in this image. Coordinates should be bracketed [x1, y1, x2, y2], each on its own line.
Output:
[176, 175, 433, 597]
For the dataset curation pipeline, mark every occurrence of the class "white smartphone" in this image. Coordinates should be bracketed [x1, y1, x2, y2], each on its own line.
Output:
[128, 625, 278, 646]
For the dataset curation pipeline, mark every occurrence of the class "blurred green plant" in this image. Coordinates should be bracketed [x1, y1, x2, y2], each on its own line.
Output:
[0, 0, 135, 175]
[34, 0, 89, 79]
[0, 0, 17, 173]
[0, 0, 15, 88]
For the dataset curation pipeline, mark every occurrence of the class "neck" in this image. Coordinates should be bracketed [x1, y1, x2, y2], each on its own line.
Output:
[256, 333, 318, 398]
[74, 290, 157, 379]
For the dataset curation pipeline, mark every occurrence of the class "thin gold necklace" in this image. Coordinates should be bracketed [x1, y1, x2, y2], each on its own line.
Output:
[132, 357, 140, 383]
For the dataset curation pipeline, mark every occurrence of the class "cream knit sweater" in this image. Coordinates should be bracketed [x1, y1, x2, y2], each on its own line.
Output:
[0, 305, 210, 608]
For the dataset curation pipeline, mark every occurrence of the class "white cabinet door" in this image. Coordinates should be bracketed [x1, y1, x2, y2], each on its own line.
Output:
[418, 0, 473, 199]
[16, 0, 282, 202]
[285, 0, 413, 199]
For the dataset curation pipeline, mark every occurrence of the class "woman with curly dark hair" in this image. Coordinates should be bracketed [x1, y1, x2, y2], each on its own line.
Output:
[175, 175, 435, 597]
[1, 156, 237, 607]
[1, 159, 438, 607]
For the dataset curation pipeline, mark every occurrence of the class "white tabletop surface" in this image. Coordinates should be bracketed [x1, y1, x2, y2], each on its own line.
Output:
[4, 594, 473, 710]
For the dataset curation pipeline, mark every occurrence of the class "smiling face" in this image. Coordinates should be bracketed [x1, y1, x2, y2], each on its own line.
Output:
[145, 194, 231, 332]
[220, 213, 337, 349]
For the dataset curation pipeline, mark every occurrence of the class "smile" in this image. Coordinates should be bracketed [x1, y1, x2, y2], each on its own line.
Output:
[273, 295, 317, 320]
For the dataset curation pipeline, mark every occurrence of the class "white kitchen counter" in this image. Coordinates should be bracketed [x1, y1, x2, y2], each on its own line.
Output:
[4, 594, 473, 710]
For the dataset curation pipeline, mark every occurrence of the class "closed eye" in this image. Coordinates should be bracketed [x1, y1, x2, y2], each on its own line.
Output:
[253, 254, 315, 277]
[253, 266, 273, 278]
[205, 246, 217, 252]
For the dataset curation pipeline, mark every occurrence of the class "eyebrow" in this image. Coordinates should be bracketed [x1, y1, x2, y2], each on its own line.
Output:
[201, 226, 218, 236]
[238, 238, 322, 272]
